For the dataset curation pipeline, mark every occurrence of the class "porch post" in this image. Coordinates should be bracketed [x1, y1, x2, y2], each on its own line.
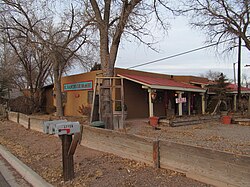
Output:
[248, 95, 250, 116]
[233, 94, 237, 112]
[188, 92, 191, 115]
[200, 93, 205, 115]
[176, 91, 183, 116]
[148, 89, 154, 117]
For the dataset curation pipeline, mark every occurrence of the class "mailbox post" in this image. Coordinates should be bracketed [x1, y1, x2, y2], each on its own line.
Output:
[61, 134, 74, 181]
[43, 121, 81, 181]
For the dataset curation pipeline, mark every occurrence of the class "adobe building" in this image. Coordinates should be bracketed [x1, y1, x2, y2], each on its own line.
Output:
[60, 68, 207, 119]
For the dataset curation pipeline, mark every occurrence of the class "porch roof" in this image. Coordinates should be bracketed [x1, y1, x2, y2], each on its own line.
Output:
[227, 84, 250, 94]
[118, 74, 206, 93]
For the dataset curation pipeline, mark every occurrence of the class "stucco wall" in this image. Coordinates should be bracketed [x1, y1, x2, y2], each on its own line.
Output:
[61, 71, 101, 116]
[124, 80, 149, 119]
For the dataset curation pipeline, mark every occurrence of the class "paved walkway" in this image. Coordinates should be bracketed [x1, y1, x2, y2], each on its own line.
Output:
[0, 155, 30, 187]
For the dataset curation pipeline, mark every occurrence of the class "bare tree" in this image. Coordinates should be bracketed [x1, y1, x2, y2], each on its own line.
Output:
[4, 30, 52, 110]
[0, 34, 22, 95]
[200, 70, 221, 81]
[183, 0, 250, 51]
[87, 0, 173, 128]
[1, 0, 96, 116]
[242, 73, 248, 87]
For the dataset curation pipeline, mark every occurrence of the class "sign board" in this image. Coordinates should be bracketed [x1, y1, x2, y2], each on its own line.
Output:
[175, 97, 187, 104]
[64, 81, 93, 91]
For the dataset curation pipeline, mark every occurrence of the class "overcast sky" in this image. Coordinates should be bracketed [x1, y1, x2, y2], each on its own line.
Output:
[115, 16, 250, 82]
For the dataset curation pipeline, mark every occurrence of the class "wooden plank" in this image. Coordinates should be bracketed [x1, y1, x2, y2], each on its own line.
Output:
[29, 118, 44, 132]
[159, 140, 250, 187]
[7, 111, 17, 122]
[68, 133, 81, 156]
[161, 154, 250, 187]
[81, 127, 153, 164]
[160, 141, 250, 167]
[82, 139, 152, 165]
[82, 131, 152, 156]
[19, 113, 29, 128]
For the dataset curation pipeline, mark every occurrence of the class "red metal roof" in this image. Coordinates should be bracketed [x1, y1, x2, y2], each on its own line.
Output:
[227, 84, 250, 92]
[118, 74, 204, 91]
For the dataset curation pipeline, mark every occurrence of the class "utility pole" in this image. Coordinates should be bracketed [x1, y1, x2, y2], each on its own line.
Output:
[237, 36, 241, 111]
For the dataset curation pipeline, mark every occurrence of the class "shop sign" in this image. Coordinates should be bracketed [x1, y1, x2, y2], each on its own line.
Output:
[175, 97, 187, 104]
[64, 81, 93, 91]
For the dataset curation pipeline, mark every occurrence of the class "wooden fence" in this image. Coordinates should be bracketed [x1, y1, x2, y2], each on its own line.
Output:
[160, 141, 250, 187]
[81, 126, 153, 165]
[7, 111, 250, 187]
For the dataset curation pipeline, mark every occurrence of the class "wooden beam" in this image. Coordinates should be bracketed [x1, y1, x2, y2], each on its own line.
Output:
[68, 133, 81, 156]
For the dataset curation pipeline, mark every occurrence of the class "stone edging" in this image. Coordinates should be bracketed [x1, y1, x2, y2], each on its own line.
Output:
[0, 145, 53, 187]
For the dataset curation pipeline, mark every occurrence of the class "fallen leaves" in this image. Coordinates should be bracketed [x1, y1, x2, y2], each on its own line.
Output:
[204, 135, 224, 142]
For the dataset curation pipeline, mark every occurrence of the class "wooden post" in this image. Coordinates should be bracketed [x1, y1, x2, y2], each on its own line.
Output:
[68, 133, 81, 156]
[188, 93, 191, 116]
[61, 135, 74, 181]
[201, 93, 205, 115]
[148, 89, 154, 117]
[248, 95, 250, 117]
[17, 112, 20, 123]
[28, 118, 30, 129]
[153, 140, 160, 168]
[234, 94, 237, 112]
[176, 92, 183, 116]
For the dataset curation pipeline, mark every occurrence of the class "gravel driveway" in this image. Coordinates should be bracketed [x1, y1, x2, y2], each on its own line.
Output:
[125, 119, 250, 155]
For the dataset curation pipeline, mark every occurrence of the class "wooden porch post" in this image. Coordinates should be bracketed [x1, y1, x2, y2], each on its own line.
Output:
[188, 92, 191, 115]
[248, 95, 250, 117]
[148, 89, 154, 117]
[176, 91, 183, 116]
[234, 94, 237, 112]
[200, 93, 205, 115]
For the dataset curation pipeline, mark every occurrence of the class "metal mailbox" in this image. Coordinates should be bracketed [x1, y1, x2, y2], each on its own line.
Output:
[55, 122, 80, 135]
[43, 120, 67, 134]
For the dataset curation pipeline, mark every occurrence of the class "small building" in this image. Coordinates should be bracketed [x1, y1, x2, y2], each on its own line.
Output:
[41, 84, 55, 114]
[60, 68, 207, 119]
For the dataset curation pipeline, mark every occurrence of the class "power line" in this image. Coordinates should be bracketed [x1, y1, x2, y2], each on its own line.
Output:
[127, 38, 235, 69]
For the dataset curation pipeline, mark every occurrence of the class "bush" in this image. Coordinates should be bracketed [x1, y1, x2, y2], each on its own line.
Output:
[78, 104, 91, 117]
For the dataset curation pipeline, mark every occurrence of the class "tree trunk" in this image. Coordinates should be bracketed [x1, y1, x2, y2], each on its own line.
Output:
[99, 29, 115, 129]
[211, 100, 221, 115]
[53, 62, 63, 117]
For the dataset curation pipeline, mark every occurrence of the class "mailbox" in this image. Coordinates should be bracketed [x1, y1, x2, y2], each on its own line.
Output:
[43, 120, 67, 134]
[55, 122, 80, 135]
